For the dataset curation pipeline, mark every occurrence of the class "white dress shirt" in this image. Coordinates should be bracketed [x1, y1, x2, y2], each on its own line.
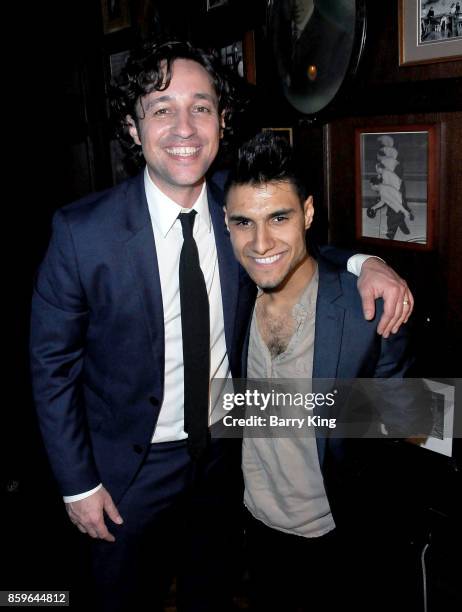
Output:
[143, 170, 230, 442]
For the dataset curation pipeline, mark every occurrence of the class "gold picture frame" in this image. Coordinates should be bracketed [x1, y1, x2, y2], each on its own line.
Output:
[262, 127, 293, 146]
[399, 0, 462, 65]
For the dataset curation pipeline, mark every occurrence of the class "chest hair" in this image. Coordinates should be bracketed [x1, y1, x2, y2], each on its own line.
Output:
[257, 300, 297, 358]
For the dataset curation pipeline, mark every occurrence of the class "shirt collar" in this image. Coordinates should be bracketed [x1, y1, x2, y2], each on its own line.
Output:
[144, 167, 211, 237]
[299, 262, 319, 307]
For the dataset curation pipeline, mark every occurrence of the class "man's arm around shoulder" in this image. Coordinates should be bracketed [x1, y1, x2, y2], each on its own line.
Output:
[318, 244, 413, 336]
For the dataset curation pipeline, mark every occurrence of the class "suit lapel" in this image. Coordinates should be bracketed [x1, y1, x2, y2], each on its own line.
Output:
[313, 259, 346, 466]
[121, 173, 165, 395]
[313, 263, 345, 379]
[208, 182, 239, 356]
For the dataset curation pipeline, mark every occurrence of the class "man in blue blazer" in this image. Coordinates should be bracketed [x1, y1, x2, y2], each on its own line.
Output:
[30, 42, 414, 611]
[223, 132, 431, 612]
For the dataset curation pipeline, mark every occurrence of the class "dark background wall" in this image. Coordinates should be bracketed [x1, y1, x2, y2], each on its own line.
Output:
[4, 1, 461, 609]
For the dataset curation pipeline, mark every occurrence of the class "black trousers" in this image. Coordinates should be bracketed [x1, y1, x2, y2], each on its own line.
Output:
[90, 438, 243, 612]
[245, 508, 422, 612]
[245, 512, 345, 612]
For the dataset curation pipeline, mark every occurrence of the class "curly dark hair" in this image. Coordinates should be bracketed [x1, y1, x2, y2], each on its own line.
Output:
[224, 131, 309, 206]
[111, 39, 239, 169]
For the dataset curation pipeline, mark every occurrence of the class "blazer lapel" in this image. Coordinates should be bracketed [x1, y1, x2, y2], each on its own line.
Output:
[208, 182, 239, 356]
[121, 173, 165, 397]
[313, 263, 345, 379]
[313, 259, 346, 466]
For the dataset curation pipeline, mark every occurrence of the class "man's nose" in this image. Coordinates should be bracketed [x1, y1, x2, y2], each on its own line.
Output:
[173, 110, 196, 138]
[252, 226, 275, 254]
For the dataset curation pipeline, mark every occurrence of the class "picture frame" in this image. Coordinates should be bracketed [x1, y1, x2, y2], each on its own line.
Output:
[414, 379, 456, 457]
[207, 0, 229, 11]
[104, 47, 133, 185]
[262, 127, 294, 146]
[101, 0, 131, 35]
[216, 30, 256, 85]
[399, 0, 462, 66]
[109, 49, 130, 80]
[355, 124, 439, 250]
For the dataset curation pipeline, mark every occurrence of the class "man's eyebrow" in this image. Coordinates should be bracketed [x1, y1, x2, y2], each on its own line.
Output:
[143, 95, 172, 112]
[268, 208, 295, 217]
[193, 93, 217, 104]
[228, 214, 251, 222]
[227, 208, 296, 222]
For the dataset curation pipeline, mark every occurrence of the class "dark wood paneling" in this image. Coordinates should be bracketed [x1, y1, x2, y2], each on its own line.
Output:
[359, 0, 462, 84]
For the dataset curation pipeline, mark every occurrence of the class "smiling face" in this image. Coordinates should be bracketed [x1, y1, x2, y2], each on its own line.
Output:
[225, 180, 314, 292]
[127, 58, 222, 207]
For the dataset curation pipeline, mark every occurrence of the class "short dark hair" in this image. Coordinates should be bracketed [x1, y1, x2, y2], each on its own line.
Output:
[111, 39, 237, 168]
[224, 132, 309, 205]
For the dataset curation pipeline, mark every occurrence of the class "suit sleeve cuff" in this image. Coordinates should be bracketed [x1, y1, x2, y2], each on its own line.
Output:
[347, 254, 385, 277]
[63, 483, 102, 503]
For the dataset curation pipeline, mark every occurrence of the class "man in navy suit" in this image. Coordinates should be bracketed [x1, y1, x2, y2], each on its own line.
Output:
[30, 42, 414, 611]
[224, 133, 430, 612]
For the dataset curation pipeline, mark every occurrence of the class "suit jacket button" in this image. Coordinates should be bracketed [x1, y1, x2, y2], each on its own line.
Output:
[133, 444, 144, 454]
[149, 397, 159, 407]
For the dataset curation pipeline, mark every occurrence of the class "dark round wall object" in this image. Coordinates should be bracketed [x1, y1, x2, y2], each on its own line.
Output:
[268, 0, 366, 115]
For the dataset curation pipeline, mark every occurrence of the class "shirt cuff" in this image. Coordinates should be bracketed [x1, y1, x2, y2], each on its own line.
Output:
[347, 254, 384, 277]
[63, 483, 102, 503]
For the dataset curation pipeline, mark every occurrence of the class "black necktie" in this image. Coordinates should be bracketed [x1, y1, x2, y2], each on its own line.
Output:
[178, 211, 210, 458]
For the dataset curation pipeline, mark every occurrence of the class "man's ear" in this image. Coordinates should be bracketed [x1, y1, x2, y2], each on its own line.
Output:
[304, 195, 315, 230]
[219, 110, 226, 140]
[126, 115, 141, 146]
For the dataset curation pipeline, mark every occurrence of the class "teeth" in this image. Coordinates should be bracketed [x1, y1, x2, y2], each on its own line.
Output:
[254, 254, 282, 265]
[166, 147, 199, 156]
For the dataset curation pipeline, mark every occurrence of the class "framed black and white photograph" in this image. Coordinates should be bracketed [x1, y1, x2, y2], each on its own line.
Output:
[216, 31, 256, 85]
[414, 379, 456, 457]
[262, 127, 293, 146]
[219, 40, 245, 77]
[399, 0, 462, 65]
[109, 49, 130, 80]
[355, 125, 439, 250]
[207, 0, 229, 11]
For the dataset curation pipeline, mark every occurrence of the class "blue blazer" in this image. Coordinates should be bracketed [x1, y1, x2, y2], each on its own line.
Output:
[30, 172, 256, 502]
